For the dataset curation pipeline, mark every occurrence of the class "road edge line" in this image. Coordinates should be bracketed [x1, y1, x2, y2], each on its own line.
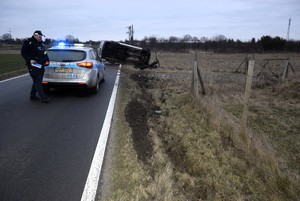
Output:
[81, 66, 121, 201]
[0, 74, 28, 83]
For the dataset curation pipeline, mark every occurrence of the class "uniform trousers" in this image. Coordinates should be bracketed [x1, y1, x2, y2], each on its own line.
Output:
[29, 67, 47, 99]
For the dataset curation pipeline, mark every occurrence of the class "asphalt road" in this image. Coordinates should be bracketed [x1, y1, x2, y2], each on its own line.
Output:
[0, 65, 118, 201]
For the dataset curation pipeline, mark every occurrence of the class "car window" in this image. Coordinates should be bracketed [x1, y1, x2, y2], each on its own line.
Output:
[95, 52, 101, 61]
[89, 50, 96, 60]
[47, 50, 86, 62]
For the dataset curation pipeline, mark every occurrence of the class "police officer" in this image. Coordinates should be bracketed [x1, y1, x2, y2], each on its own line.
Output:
[21, 30, 50, 103]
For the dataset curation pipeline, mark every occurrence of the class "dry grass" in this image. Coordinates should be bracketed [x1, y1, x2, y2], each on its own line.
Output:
[103, 52, 300, 201]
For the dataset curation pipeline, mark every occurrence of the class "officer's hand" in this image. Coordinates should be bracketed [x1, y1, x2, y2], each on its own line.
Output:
[30, 60, 36, 64]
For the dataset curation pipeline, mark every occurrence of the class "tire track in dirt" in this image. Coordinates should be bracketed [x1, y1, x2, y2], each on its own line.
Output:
[124, 72, 155, 166]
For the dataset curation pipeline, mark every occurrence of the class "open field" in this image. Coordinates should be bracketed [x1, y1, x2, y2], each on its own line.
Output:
[0, 47, 27, 80]
[0, 54, 26, 72]
[102, 52, 300, 200]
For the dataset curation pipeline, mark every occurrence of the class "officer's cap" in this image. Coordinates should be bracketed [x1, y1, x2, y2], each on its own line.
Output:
[33, 30, 45, 37]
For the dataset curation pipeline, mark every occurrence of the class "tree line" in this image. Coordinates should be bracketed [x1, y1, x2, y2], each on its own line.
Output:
[1, 32, 299, 53]
[137, 35, 300, 53]
[0, 33, 80, 47]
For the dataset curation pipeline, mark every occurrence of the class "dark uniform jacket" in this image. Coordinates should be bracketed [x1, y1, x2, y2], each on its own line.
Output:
[21, 36, 49, 69]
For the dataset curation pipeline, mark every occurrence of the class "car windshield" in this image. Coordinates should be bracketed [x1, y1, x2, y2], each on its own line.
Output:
[47, 50, 86, 62]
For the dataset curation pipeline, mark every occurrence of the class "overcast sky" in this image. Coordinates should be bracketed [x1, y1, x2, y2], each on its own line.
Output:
[0, 0, 299, 42]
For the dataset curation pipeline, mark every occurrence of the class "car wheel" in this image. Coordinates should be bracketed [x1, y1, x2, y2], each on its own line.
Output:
[43, 85, 50, 94]
[101, 73, 105, 82]
[90, 80, 100, 94]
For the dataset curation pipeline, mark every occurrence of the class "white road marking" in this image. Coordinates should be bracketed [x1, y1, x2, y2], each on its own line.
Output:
[81, 66, 121, 201]
[0, 74, 28, 83]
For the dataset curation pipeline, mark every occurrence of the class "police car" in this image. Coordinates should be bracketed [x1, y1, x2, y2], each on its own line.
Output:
[43, 42, 105, 93]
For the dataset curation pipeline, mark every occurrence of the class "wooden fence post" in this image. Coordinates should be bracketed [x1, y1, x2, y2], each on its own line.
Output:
[282, 59, 296, 82]
[191, 52, 206, 98]
[196, 61, 206, 95]
[191, 53, 199, 97]
[241, 60, 255, 132]
[282, 60, 289, 82]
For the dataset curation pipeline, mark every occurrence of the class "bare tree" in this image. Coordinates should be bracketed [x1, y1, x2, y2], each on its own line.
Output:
[182, 34, 192, 42]
[65, 35, 79, 43]
[169, 36, 179, 42]
[213, 34, 227, 42]
[200, 36, 209, 43]
[1, 33, 13, 41]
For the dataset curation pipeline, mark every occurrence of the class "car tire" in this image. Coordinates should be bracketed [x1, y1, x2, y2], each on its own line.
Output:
[101, 74, 105, 82]
[43, 85, 50, 94]
[90, 80, 100, 94]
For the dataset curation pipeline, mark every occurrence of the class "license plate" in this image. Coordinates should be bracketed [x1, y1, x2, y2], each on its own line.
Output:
[55, 67, 73, 73]
[66, 74, 78, 78]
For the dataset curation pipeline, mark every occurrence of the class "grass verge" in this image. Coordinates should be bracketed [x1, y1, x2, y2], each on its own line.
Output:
[0, 54, 25, 74]
[102, 52, 300, 200]
[0, 54, 27, 80]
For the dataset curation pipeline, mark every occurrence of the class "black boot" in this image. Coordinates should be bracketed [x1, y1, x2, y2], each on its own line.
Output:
[41, 97, 50, 103]
[30, 96, 41, 101]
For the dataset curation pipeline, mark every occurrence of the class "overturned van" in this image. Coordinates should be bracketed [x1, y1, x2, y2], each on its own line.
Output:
[98, 40, 151, 67]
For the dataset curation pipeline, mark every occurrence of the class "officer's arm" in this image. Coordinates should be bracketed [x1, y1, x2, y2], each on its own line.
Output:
[36, 51, 49, 65]
[21, 40, 31, 63]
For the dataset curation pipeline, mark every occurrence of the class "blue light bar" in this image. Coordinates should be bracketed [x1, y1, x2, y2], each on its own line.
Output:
[58, 42, 66, 46]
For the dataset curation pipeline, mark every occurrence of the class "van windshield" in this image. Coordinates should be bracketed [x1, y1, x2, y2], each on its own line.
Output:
[47, 50, 86, 62]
